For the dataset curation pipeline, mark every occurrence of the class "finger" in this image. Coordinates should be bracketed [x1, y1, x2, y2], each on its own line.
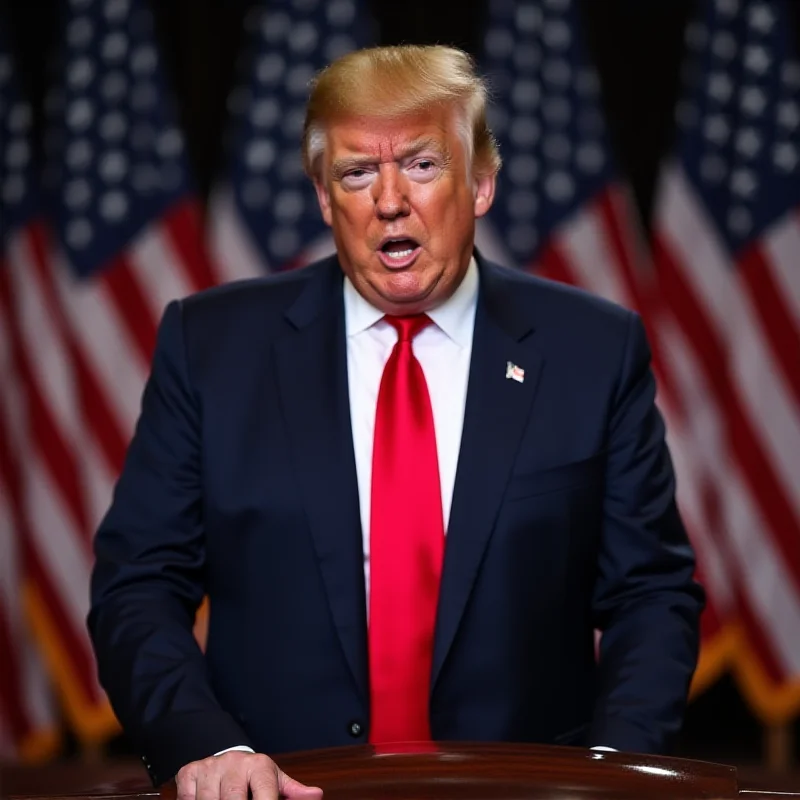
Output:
[219, 769, 250, 800]
[277, 771, 323, 799]
[249, 763, 281, 800]
[176, 765, 199, 800]
[195, 761, 223, 800]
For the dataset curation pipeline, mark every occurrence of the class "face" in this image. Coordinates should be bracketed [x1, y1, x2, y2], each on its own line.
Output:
[312, 106, 496, 315]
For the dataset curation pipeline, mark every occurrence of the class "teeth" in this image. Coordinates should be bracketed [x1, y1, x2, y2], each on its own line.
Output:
[385, 248, 414, 259]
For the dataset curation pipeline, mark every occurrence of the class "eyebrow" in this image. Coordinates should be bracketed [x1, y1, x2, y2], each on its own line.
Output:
[330, 137, 449, 180]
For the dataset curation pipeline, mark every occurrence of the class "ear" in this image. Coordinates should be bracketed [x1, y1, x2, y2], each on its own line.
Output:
[473, 170, 497, 218]
[313, 178, 333, 226]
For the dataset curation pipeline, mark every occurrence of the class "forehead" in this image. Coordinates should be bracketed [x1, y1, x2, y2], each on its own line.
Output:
[324, 106, 462, 161]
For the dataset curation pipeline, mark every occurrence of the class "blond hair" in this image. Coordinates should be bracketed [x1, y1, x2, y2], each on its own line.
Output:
[302, 44, 501, 180]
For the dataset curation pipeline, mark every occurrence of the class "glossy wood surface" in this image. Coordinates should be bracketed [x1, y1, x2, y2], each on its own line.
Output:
[4, 743, 800, 800]
[274, 742, 738, 799]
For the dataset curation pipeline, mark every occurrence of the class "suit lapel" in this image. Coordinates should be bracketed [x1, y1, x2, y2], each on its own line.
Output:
[273, 259, 368, 705]
[432, 259, 544, 691]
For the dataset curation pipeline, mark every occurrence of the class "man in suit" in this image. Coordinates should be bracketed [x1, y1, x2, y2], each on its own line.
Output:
[88, 44, 704, 800]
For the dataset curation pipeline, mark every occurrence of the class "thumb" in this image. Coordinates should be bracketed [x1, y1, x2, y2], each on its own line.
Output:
[277, 771, 323, 799]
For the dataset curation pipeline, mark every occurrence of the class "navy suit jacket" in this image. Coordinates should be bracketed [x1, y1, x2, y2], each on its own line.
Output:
[88, 253, 704, 786]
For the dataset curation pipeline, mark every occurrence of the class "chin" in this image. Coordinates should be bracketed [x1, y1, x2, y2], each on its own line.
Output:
[375, 282, 436, 313]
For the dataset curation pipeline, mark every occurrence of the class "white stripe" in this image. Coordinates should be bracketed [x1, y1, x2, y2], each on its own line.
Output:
[52, 249, 145, 440]
[0, 487, 20, 619]
[7, 233, 83, 445]
[474, 218, 518, 269]
[207, 185, 270, 282]
[658, 166, 732, 325]
[82, 436, 117, 532]
[130, 224, 196, 321]
[661, 165, 800, 522]
[657, 295, 800, 674]
[656, 318, 734, 611]
[763, 213, 800, 325]
[726, 468, 800, 675]
[23, 454, 92, 629]
[558, 206, 634, 308]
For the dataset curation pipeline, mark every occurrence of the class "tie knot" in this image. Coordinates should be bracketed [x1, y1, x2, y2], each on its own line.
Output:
[385, 314, 432, 342]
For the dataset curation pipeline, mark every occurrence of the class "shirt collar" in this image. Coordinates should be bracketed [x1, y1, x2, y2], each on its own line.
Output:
[344, 255, 479, 347]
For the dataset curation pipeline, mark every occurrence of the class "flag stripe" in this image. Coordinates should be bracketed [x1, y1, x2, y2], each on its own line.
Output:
[208, 186, 271, 282]
[163, 200, 219, 291]
[661, 310, 800, 679]
[737, 243, 800, 407]
[655, 231, 800, 583]
[131, 228, 195, 319]
[54, 259, 147, 440]
[21, 526, 100, 702]
[661, 170, 800, 521]
[557, 198, 632, 307]
[25, 227, 131, 481]
[764, 211, 800, 323]
[100, 254, 161, 370]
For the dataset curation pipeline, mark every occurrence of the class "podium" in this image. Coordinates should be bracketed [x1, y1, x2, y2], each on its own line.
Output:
[4, 743, 799, 800]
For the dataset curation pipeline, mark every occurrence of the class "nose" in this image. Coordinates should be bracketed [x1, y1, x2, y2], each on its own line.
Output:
[373, 164, 409, 220]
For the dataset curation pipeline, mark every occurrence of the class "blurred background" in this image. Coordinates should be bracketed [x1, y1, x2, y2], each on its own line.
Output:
[1, 0, 799, 781]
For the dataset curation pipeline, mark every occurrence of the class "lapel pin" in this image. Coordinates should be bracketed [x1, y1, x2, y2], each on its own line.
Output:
[506, 361, 525, 383]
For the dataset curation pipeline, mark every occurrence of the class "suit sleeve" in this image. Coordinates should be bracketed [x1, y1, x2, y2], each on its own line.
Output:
[588, 312, 705, 754]
[88, 300, 252, 785]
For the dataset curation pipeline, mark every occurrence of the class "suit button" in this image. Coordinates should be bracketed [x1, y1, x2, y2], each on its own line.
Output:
[348, 720, 363, 737]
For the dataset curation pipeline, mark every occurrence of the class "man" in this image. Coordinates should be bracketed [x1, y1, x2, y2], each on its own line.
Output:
[88, 44, 704, 800]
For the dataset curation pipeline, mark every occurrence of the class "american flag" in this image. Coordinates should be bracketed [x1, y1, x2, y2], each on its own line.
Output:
[652, 0, 800, 720]
[208, 0, 375, 281]
[476, 0, 734, 695]
[0, 28, 60, 762]
[0, 0, 217, 750]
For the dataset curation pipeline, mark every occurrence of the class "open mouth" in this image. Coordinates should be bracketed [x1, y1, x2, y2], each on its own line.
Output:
[378, 238, 421, 268]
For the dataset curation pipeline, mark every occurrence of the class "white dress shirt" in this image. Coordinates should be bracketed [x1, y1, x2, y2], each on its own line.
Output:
[345, 257, 478, 594]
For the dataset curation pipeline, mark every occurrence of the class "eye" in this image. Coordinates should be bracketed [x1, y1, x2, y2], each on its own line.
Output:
[340, 168, 374, 189]
[408, 158, 440, 180]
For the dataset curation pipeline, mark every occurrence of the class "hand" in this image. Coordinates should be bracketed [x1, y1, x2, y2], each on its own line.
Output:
[176, 750, 323, 800]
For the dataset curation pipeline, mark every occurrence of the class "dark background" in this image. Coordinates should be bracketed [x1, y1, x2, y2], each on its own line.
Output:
[2, 0, 800, 766]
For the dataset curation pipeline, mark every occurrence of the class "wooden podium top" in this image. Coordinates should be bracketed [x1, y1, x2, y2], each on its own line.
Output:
[4, 743, 799, 800]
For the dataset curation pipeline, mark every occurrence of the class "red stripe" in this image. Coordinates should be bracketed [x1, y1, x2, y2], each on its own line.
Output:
[533, 239, 577, 285]
[737, 242, 800, 408]
[9, 335, 90, 539]
[100, 254, 160, 369]
[164, 199, 218, 291]
[653, 232, 800, 592]
[595, 189, 686, 413]
[27, 226, 128, 478]
[596, 189, 666, 364]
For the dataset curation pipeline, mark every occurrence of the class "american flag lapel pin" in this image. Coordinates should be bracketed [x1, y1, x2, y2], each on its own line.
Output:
[506, 361, 525, 383]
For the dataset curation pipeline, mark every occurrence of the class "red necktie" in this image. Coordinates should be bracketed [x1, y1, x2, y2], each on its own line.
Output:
[368, 315, 445, 743]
